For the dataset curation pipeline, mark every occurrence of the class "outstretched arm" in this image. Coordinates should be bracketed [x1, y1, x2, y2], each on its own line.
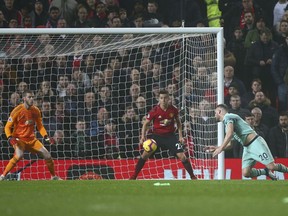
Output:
[212, 122, 234, 157]
[204, 141, 233, 153]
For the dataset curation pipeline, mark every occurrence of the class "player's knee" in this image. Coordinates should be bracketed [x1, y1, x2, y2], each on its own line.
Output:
[266, 163, 276, 171]
[177, 153, 187, 162]
[40, 149, 52, 159]
[242, 169, 250, 178]
[15, 152, 24, 159]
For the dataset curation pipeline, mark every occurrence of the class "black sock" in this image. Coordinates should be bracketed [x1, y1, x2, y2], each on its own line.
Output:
[131, 157, 146, 179]
[182, 159, 196, 179]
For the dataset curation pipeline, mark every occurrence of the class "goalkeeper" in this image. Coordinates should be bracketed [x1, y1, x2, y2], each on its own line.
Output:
[205, 104, 288, 180]
[130, 89, 197, 180]
[0, 90, 61, 180]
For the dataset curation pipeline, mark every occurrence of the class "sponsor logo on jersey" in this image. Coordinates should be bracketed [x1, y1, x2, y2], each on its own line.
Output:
[25, 120, 33, 125]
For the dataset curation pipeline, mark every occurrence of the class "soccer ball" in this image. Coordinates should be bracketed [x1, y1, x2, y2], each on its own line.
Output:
[142, 139, 157, 153]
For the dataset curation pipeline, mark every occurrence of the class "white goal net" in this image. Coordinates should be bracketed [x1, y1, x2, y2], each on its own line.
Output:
[0, 28, 224, 180]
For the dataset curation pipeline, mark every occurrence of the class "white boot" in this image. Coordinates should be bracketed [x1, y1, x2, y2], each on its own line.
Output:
[51, 176, 62, 180]
[0, 174, 5, 181]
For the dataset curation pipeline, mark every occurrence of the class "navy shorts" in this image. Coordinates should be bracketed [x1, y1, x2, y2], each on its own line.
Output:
[150, 133, 184, 156]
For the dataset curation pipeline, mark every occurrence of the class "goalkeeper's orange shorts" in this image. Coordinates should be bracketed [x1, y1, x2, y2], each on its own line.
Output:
[14, 138, 44, 154]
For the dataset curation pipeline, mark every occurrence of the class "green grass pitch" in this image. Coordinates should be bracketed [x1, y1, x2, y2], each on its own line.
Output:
[1, 180, 288, 216]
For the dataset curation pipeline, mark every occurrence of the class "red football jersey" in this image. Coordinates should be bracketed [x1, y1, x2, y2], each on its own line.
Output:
[146, 105, 178, 135]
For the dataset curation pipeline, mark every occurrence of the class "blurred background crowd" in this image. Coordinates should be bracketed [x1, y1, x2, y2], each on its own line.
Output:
[1, 0, 288, 160]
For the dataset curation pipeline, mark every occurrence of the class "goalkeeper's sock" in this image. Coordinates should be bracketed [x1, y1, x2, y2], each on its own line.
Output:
[250, 168, 266, 177]
[130, 157, 146, 180]
[182, 159, 197, 179]
[275, 163, 288, 173]
[45, 158, 55, 176]
[3, 156, 20, 176]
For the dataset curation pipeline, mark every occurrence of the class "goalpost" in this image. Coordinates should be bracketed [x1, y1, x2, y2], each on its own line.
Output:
[0, 27, 224, 180]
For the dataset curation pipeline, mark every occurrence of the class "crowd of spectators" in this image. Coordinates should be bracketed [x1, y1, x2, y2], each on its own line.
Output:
[1, 0, 288, 160]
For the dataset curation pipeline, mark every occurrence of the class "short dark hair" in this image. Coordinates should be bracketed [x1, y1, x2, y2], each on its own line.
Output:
[49, 6, 60, 13]
[244, 112, 254, 119]
[216, 104, 229, 111]
[23, 90, 34, 97]
[279, 111, 288, 118]
[251, 78, 262, 85]
[159, 89, 169, 95]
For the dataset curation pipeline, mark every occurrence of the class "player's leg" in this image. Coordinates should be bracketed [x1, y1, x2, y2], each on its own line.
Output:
[165, 134, 196, 179]
[242, 137, 277, 180]
[176, 152, 197, 179]
[0, 145, 24, 180]
[33, 140, 61, 180]
[266, 162, 288, 174]
[242, 164, 267, 178]
[129, 150, 153, 180]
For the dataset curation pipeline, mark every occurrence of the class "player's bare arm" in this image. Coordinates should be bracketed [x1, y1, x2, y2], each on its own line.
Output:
[175, 116, 184, 143]
[213, 122, 234, 157]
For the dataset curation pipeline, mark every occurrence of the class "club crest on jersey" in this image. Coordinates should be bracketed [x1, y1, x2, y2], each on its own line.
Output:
[160, 119, 171, 126]
[169, 113, 174, 118]
[25, 120, 33, 125]
[8, 117, 12, 122]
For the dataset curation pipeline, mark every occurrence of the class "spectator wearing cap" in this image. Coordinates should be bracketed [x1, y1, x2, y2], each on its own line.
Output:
[29, 0, 48, 28]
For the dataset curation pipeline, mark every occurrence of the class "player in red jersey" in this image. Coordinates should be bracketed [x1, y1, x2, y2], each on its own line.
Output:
[130, 89, 197, 179]
[0, 90, 61, 180]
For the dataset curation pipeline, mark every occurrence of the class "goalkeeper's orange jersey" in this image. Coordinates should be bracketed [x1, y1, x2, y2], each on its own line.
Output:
[4, 104, 48, 141]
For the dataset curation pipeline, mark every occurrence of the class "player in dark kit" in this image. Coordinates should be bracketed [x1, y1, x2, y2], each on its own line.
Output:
[129, 89, 197, 179]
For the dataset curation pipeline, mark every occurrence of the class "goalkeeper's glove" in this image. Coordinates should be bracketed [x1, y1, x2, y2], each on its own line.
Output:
[44, 135, 55, 145]
[8, 137, 18, 146]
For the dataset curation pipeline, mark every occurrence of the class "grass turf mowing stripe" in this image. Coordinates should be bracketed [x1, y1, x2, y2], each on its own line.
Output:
[0, 180, 287, 216]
